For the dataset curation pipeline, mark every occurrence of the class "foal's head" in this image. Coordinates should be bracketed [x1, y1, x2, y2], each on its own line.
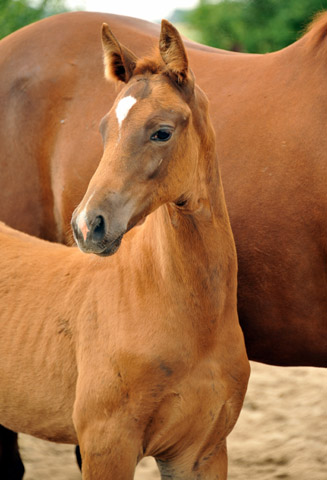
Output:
[72, 20, 214, 256]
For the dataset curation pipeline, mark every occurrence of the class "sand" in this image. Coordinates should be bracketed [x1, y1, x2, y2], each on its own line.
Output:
[19, 362, 327, 479]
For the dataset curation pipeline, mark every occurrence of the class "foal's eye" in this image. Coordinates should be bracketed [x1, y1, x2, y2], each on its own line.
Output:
[150, 129, 172, 142]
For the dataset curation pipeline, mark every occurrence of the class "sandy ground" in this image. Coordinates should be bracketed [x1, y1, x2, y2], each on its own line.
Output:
[19, 362, 326, 480]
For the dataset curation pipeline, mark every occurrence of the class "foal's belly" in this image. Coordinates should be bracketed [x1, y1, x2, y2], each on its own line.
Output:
[0, 360, 78, 443]
[0, 310, 78, 443]
[0, 364, 78, 443]
[0, 401, 77, 444]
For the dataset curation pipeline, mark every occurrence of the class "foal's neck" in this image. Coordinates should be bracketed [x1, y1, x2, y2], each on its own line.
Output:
[144, 135, 237, 312]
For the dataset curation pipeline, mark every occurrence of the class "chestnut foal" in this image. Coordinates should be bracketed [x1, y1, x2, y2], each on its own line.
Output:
[0, 21, 249, 479]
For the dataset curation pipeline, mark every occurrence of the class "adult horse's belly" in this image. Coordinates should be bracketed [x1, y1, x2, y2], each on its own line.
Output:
[0, 11, 326, 366]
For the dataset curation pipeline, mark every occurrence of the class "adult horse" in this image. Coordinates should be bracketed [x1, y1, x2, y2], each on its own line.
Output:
[0, 11, 326, 368]
[0, 20, 249, 479]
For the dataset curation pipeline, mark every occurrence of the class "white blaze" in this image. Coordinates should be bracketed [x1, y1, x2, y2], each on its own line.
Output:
[115, 95, 137, 129]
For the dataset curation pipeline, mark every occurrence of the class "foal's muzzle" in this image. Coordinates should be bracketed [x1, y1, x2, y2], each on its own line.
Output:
[71, 209, 125, 257]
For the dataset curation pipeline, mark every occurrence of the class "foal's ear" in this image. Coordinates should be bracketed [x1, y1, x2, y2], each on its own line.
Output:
[101, 23, 138, 83]
[159, 20, 193, 90]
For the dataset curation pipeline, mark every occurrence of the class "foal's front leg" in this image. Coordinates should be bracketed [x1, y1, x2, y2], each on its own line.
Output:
[73, 394, 142, 480]
[156, 440, 228, 480]
[75, 420, 141, 479]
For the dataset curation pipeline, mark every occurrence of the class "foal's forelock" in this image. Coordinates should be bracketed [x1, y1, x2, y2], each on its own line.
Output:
[112, 47, 194, 118]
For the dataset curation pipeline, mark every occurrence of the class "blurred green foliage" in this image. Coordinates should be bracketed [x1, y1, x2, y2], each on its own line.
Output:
[187, 0, 327, 52]
[0, 0, 71, 39]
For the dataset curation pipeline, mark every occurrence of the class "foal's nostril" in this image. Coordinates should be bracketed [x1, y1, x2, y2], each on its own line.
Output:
[92, 215, 106, 242]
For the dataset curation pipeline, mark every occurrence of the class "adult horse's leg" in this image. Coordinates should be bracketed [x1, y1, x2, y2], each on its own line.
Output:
[75, 445, 82, 470]
[0, 425, 25, 480]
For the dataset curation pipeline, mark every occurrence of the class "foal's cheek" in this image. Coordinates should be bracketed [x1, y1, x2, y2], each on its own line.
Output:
[144, 155, 165, 180]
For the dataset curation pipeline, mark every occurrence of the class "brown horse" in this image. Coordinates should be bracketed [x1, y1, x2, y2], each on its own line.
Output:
[0, 21, 249, 480]
[0, 11, 326, 369]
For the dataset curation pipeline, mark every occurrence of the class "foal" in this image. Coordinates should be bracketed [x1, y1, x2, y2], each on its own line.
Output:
[0, 21, 249, 479]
